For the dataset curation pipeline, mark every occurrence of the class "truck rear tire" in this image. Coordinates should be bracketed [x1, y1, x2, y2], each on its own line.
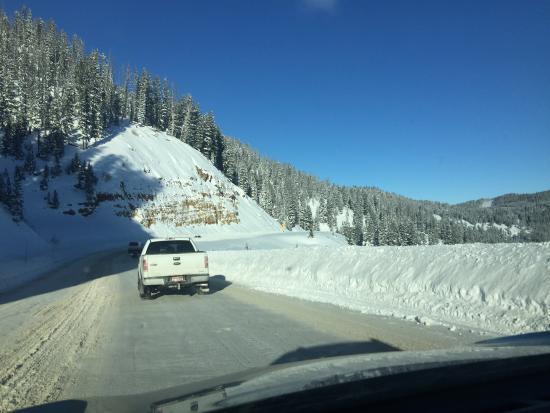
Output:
[138, 278, 145, 298]
[143, 286, 152, 299]
[138, 277, 152, 299]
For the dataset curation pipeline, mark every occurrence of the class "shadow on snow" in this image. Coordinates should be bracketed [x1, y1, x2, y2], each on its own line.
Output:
[1, 125, 163, 304]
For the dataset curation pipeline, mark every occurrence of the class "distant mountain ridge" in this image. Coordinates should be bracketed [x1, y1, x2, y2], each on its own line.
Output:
[456, 190, 550, 208]
[220, 136, 550, 244]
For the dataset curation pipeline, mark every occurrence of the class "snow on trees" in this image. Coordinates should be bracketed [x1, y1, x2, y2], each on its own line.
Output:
[0, 7, 546, 243]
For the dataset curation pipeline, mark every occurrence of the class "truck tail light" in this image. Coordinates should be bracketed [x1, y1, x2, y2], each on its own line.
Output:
[204, 256, 209, 268]
[143, 258, 148, 272]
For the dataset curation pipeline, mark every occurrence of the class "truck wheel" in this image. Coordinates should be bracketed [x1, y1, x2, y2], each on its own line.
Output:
[138, 278, 151, 299]
[138, 278, 145, 298]
[143, 286, 152, 299]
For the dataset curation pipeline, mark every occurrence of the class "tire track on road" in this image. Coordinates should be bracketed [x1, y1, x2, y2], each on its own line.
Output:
[0, 273, 114, 412]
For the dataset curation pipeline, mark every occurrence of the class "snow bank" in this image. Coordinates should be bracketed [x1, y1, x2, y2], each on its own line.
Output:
[196, 231, 347, 251]
[209, 242, 550, 334]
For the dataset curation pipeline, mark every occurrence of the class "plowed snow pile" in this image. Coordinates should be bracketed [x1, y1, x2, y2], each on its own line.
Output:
[209, 242, 550, 334]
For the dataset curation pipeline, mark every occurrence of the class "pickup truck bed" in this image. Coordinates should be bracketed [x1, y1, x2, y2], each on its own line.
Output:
[137, 238, 209, 298]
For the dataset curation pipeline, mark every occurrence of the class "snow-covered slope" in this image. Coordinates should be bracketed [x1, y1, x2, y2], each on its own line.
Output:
[82, 123, 280, 235]
[196, 231, 347, 251]
[0, 209, 49, 261]
[26, 123, 278, 244]
[0, 123, 283, 290]
[209, 242, 550, 335]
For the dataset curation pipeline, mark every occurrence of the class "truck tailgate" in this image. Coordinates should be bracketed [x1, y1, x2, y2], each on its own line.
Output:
[144, 253, 208, 278]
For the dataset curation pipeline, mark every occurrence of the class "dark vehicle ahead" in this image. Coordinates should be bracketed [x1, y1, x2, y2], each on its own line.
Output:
[127, 242, 142, 257]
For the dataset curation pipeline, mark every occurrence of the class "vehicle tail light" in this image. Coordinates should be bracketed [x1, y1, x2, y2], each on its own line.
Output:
[204, 256, 209, 268]
[143, 258, 148, 272]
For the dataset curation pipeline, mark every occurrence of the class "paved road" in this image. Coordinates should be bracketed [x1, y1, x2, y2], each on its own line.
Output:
[0, 251, 486, 411]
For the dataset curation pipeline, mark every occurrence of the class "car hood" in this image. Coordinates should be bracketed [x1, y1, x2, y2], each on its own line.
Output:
[19, 332, 550, 413]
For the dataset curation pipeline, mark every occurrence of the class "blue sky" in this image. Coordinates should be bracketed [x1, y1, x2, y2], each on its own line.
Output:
[3, 0, 549, 203]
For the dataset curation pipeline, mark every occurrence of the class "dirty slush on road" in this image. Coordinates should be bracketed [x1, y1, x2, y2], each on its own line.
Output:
[0, 275, 113, 412]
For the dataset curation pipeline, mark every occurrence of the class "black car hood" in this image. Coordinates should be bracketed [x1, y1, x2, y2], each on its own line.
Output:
[18, 332, 550, 413]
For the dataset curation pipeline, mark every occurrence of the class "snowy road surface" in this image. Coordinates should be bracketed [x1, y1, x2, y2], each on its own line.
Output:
[0, 250, 486, 411]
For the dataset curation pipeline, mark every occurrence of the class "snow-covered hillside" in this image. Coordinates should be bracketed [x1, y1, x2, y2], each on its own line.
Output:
[433, 214, 525, 238]
[42, 123, 279, 237]
[209, 242, 550, 335]
[82, 123, 280, 235]
[0, 208, 50, 260]
[0, 123, 284, 290]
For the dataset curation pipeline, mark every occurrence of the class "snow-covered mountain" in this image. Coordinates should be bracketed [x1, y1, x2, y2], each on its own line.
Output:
[0, 123, 280, 265]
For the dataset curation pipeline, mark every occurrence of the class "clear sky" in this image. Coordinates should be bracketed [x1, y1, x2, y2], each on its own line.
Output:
[3, 0, 549, 203]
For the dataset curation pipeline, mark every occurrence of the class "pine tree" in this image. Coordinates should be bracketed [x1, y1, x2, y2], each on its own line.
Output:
[182, 101, 200, 147]
[11, 122, 25, 159]
[135, 69, 148, 125]
[51, 154, 62, 176]
[51, 189, 59, 209]
[1, 123, 12, 156]
[317, 199, 328, 225]
[440, 219, 452, 244]
[11, 166, 23, 221]
[213, 131, 224, 171]
[66, 152, 81, 175]
[237, 162, 250, 195]
[1, 169, 11, 206]
[259, 180, 275, 214]
[198, 112, 217, 160]
[121, 66, 131, 119]
[326, 196, 337, 231]
[75, 161, 87, 189]
[341, 224, 355, 245]
[352, 208, 364, 245]
[146, 76, 161, 126]
[39, 165, 49, 190]
[49, 130, 65, 158]
[24, 144, 36, 174]
[83, 162, 97, 205]
[377, 213, 388, 245]
[79, 51, 103, 148]
[306, 205, 315, 237]
[363, 212, 372, 245]
[300, 201, 313, 232]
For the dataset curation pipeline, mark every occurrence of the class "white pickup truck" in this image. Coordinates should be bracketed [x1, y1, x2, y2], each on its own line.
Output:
[137, 238, 209, 299]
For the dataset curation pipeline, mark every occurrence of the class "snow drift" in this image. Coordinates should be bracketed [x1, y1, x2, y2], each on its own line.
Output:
[209, 242, 550, 334]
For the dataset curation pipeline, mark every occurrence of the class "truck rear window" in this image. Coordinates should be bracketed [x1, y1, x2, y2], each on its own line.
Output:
[145, 240, 196, 255]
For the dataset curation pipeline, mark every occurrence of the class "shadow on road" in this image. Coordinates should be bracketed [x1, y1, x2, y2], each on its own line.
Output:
[209, 274, 232, 294]
[15, 399, 87, 413]
[270, 340, 400, 365]
[0, 251, 138, 306]
[0, 124, 165, 305]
